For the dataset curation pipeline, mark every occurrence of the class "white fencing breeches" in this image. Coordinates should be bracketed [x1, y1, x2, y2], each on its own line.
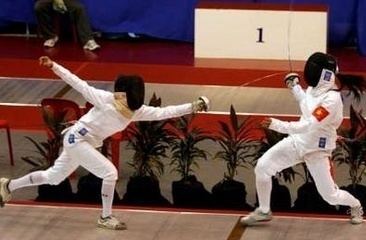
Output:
[10, 131, 117, 190]
[9, 131, 118, 217]
[40, 133, 118, 185]
[255, 136, 360, 212]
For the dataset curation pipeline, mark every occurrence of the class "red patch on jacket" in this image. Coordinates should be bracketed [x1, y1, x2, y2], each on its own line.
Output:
[312, 106, 329, 122]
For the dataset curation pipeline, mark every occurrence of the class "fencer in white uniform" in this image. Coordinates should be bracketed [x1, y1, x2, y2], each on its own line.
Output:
[0, 56, 210, 230]
[241, 52, 365, 225]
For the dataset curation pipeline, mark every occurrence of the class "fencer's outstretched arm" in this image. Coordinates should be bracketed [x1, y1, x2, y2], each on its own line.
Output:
[268, 93, 339, 134]
[133, 96, 210, 121]
[269, 117, 318, 134]
[133, 104, 193, 121]
[39, 56, 113, 107]
[39, 56, 210, 119]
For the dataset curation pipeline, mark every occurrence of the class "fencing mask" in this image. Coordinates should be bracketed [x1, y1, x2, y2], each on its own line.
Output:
[114, 75, 145, 110]
[304, 52, 338, 87]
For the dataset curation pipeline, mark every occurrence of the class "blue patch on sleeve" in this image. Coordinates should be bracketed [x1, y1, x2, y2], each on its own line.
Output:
[78, 128, 88, 136]
[318, 137, 326, 148]
[68, 134, 75, 144]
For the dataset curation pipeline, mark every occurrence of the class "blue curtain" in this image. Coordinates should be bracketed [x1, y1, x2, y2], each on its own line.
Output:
[357, 0, 366, 55]
[0, 0, 361, 47]
[80, 0, 198, 42]
[0, 0, 36, 23]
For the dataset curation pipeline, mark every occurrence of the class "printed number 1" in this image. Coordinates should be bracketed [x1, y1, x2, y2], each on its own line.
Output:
[257, 28, 264, 43]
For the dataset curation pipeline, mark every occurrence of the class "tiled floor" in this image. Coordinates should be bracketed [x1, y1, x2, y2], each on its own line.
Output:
[1, 203, 365, 240]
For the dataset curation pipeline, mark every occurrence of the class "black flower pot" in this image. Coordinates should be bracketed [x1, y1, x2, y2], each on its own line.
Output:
[270, 178, 292, 211]
[76, 173, 120, 204]
[172, 175, 213, 208]
[292, 182, 337, 213]
[122, 176, 171, 206]
[212, 179, 253, 210]
[37, 178, 75, 202]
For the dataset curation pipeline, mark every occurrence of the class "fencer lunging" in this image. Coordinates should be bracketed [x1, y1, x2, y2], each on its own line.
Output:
[0, 56, 210, 230]
[241, 52, 366, 226]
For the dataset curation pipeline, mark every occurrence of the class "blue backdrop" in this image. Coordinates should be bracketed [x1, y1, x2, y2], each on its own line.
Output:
[0, 0, 364, 53]
[0, 0, 35, 23]
[0, 0, 198, 42]
[80, 0, 197, 42]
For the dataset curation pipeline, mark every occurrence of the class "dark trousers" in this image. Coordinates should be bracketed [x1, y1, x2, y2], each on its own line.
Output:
[34, 0, 93, 45]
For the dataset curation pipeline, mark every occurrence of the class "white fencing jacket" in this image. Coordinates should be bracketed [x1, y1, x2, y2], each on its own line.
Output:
[269, 69, 343, 154]
[52, 63, 193, 147]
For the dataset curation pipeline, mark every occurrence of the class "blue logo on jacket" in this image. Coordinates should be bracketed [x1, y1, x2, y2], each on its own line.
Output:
[78, 128, 88, 136]
[323, 71, 332, 82]
[68, 134, 75, 144]
[318, 137, 326, 148]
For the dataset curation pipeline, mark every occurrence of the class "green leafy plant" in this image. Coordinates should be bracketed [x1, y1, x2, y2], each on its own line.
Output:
[168, 115, 214, 181]
[21, 137, 61, 171]
[214, 105, 262, 180]
[21, 105, 67, 171]
[126, 93, 173, 179]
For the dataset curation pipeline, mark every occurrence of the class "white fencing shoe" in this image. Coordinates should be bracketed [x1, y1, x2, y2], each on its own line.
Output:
[83, 39, 101, 51]
[349, 205, 364, 224]
[43, 36, 59, 48]
[97, 215, 127, 230]
[240, 208, 272, 226]
[0, 178, 11, 207]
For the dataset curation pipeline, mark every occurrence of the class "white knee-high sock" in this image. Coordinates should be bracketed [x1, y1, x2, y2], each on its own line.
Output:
[256, 175, 272, 213]
[8, 171, 48, 192]
[101, 180, 116, 218]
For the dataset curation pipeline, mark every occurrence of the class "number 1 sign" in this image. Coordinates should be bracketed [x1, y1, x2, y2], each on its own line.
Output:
[194, 3, 327, 61]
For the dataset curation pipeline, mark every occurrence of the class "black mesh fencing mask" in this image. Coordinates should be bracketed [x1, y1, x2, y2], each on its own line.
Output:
[114, 75, 145, 110]
[304, 52, 338, 87]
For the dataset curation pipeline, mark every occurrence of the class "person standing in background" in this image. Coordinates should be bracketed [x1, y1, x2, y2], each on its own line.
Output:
[34, 0, 100, 51]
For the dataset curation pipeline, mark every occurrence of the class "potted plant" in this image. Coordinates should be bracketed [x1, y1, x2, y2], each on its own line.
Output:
[121, 93, 172, 206]
[76, 172, 121, 204]
[332, 105, 366, 213]
[21, 105, 74, 202]
[168, 115, 215, 208]
[211, 105, 261, 210]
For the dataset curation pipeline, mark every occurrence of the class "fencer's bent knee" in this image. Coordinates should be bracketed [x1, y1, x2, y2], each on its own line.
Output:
[254, 161, 273, 181]
[47, 174, 66, 185]
[104, 167, 118, 182]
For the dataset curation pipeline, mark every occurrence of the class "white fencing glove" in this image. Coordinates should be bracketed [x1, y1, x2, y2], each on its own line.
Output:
[284, 73, 300, 89]
[53, 0, 68, 14]
[192, 96, 210, 113]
